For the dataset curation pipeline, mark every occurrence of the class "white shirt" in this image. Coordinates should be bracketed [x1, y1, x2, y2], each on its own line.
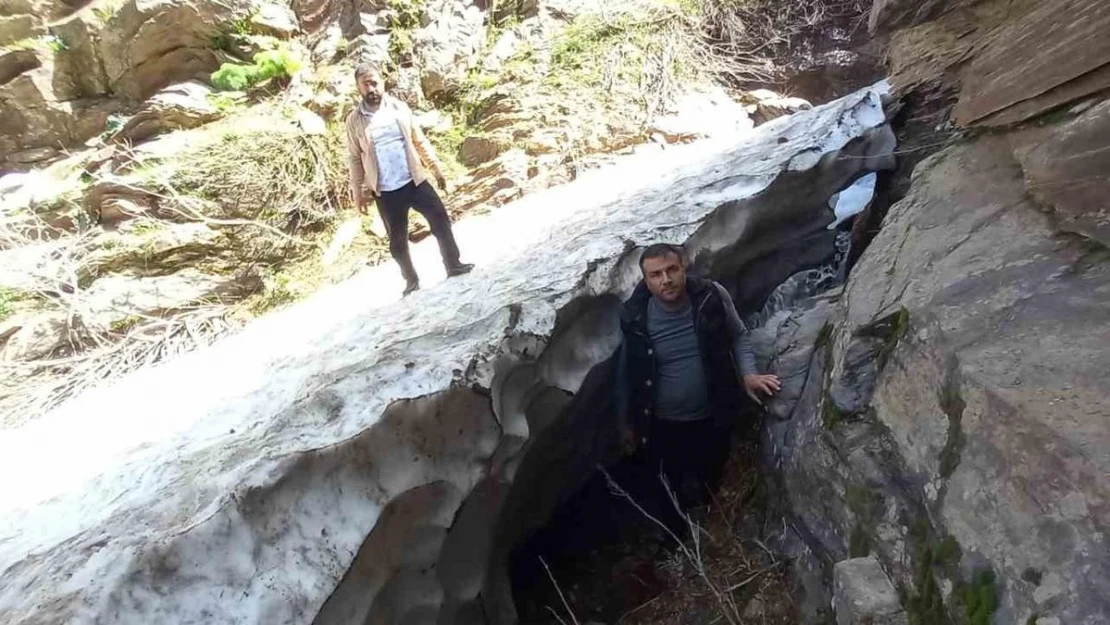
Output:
[365, 105, 413, 193]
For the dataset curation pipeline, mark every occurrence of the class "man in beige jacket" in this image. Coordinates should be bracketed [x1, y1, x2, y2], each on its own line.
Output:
[346, 63, 473, 295]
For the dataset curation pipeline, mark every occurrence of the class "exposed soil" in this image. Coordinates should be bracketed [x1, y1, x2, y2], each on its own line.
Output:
[511, 439, 800, 625]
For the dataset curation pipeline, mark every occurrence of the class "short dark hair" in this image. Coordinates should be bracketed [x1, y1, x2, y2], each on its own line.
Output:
[638, 243, 685, 272]
[354, 63, 380, 81]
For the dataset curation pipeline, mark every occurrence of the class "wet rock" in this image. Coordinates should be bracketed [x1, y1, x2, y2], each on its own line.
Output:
[832, 556, 907, 625]
[0, 86, 893, 625]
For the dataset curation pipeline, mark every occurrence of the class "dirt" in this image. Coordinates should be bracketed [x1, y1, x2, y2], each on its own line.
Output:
[511, 441, 800, 625]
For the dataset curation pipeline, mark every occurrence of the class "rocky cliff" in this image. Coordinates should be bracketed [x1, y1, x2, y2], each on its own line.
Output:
[755, 1, 1110, 624]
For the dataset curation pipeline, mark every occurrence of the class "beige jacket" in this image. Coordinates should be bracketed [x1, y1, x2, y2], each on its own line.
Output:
[345, 95, 446, 204]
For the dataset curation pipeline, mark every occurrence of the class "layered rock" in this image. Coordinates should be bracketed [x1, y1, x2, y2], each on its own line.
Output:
[0, 85, 894, 625]
[754, 3, 1110, 622]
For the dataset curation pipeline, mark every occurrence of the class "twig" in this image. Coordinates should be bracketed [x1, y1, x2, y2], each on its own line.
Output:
[726, 562, 781, 592]
[545, 605, 570, 625]
[617, 593, 662, 623]
[540, 556, 580, 625]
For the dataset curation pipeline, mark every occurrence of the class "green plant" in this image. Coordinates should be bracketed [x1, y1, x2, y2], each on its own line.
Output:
[4, 35, 67, 53]
[206, 92, 246, 113]
[384, 0, 426, 63]
[0, 287, 22, 321]
[92, 0, 123, 25]
[109, 315, 143, 334]
[44, 34, 68, 52]
[958, 570, 999, 625]
[210, 45, 303, 91]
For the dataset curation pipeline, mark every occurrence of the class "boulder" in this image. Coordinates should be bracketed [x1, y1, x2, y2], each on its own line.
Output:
[51, 0, 254, 102]
[0, 14, 43, 46]
[1011, 99, 1110, 247]
[83, 222, 228, 277]
[111, 81, 221, 144]
[868, 0, 966, 35]
[413, 0, 484, 98]
[78, 269, 255, 331]
[249, 2, 300, 37]
[833, 557, 907, 625]
[741, 89, 813, 126]
[459, 134, 510, 167]
[0, 86, 894, 625]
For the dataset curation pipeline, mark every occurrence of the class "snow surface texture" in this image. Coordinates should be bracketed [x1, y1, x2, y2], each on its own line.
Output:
[0, 86, 894, 625]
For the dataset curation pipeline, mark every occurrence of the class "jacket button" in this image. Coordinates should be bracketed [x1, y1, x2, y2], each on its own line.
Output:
[645, 379, 652, 387]
[647, 348, 654, 355]
[643, 408, 650, 415]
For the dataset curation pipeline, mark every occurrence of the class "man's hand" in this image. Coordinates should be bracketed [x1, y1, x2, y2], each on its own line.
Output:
[436, 174, 453, 195]
[356, 196, 370, 215]
[743, 373, 782, 402]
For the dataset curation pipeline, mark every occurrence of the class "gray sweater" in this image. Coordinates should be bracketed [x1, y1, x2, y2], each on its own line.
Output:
[618, 282, 757, 422]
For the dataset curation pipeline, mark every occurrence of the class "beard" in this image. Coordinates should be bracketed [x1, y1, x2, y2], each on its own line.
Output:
[363, 90, 382, 105]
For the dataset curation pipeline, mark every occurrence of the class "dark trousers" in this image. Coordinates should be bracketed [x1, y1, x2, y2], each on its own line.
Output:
[375, 181, 461, 282]
[631, 417, 733, 534]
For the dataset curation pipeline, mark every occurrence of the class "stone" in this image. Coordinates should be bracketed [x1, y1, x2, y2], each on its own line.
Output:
[741, 89, 813, 126]
[952, 0, 1110, 126]
[460, 134, 509, 167]
[833, 557, 907, 625]
[78, 269, 255, 331]
[413, 0, 484, 98]
[293, 107, 327, 135]
[1011, 99, 1110, 247]
[868, 0, 965, 35]
[0, 14, 43, 46]
[0, 86, 893, 625]
[83, 222, 228, 276]
[111, 81, 221, 143]
[59, 0, 255, 102]
[250, 3, 300, 37]
[0, 310, 70, 362]
[0, 47, 39, 85]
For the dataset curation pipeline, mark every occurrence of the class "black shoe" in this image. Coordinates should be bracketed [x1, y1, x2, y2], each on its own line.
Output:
[403, 280, 420, 296]
[446, 263, 474, 277]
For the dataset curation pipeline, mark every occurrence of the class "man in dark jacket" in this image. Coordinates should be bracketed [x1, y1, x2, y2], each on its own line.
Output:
[614, 243, 780, 518]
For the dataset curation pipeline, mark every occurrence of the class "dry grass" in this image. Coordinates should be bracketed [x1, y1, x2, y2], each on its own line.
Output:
[0, 105, 387, 426]
[602, 442, 798, 625]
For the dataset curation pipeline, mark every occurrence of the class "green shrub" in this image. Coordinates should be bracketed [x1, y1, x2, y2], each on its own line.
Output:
[210, 46, 303, 91]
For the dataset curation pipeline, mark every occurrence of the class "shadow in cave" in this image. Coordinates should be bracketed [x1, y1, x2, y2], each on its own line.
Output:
[507, 307, 797, 625]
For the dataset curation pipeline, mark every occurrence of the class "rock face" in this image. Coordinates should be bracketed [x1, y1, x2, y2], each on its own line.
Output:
[753, 3, 1110, 621]
[0, 86, 894, 625]
[0, 0, 254, 162]
[833, 557, 907, 625]
[111, 81, 222, 143]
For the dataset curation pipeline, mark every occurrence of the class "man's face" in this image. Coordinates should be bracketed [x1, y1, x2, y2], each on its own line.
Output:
[357, 71, 384, 105]
[642, 252, 686, 304]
